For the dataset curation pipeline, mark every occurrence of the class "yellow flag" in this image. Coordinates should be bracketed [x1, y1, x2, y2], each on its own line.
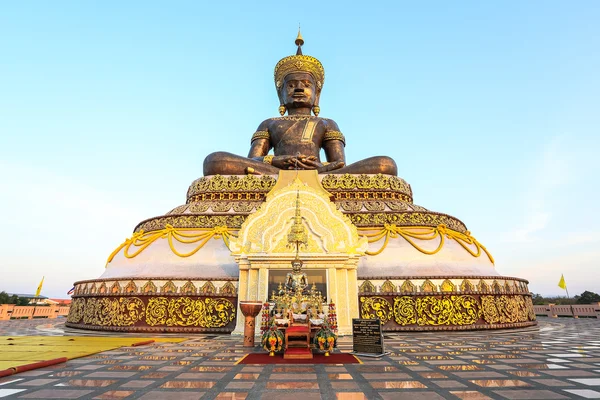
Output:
[558, 274, 566, 290]
[35, 276, 44, 297]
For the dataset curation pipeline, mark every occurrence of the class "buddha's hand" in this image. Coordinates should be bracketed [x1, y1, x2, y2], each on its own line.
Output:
[289, 155, 322, 170]
[272, 154, 320, 170]
[271, 155, 306, 169]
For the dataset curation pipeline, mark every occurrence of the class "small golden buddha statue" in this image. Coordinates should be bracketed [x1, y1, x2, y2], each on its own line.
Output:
[284, 257, 309, 293]
[203, 31, 398, 176]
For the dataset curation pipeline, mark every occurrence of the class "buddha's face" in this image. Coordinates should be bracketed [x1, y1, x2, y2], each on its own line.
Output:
[281, 72, 318, 108]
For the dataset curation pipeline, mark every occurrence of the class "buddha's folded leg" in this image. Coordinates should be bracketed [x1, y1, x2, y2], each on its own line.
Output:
[328, 156, 398, 176]
[203, 151, 281, 176]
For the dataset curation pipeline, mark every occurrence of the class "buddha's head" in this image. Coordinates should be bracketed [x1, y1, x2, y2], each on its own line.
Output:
[274, 30, 324, 116]
[291, 257, 303, 273]
[280, 72, 318, 110]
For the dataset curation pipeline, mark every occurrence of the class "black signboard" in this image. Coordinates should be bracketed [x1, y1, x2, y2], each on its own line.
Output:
[351, 318, 388, 357]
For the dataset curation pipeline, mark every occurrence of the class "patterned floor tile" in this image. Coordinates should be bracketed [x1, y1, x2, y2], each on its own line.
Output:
[1, 318, 600, 399]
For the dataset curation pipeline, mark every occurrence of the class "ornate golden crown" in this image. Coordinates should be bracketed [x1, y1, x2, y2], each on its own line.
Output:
[274, 30, 325, 91]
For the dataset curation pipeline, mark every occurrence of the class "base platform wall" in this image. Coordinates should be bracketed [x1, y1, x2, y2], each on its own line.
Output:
[359, 292, 536, 331]
[65, 294, 237, 333]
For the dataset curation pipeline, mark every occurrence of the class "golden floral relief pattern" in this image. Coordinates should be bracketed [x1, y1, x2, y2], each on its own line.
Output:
[181, 281, 197, 295]
[320, 174, 412, 197]
[440, 279, 456, 292]
[400, 280, 416, 293]
[220, 282, 237, 295]
[380, 280, 396, 293]
[78, 297, 145, 326]
[460, 279, 475, 292]
[393, 296, 417, 325]
[186, 175, 277, 199]
[161, 281, 177, 294]
[124, 281, 137, 294]
[421, 279, 436, 293]
[200, 281, 216, 294]
[146, 297, 235, 327]
[142, 281, 157, 294]
[67, 296, 235, 329]
[358, 280, 376, 293]
[359, 296, 393, 324]
[67, 298, 85, 323]
[480, 295, 532, 324]
[359, 294, 535, 327]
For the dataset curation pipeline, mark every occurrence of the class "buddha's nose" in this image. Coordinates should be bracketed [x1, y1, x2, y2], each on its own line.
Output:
[294, 88, 304, 93]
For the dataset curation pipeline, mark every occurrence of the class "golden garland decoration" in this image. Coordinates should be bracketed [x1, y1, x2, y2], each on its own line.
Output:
[359, 223, 494, 264]
[107, 225, 238, 265]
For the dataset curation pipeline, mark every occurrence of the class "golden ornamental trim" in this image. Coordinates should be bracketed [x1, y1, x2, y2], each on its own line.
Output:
[135, 211, 467, 234]
[135, 215, 246, 234]
[349, 212, 467, 233]
[168, 201, 262, 214]
[269, 115, 313, 121]
[187, 174, 413, 198]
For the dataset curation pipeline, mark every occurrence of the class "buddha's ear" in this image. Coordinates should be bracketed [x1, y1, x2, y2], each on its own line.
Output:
[314, 89, 322, 105]
[313, 90, 321, 116]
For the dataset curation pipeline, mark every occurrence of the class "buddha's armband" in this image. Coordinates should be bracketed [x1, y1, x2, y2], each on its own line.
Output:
[251, 130, 270, 144]
[322, 131, 346, 146]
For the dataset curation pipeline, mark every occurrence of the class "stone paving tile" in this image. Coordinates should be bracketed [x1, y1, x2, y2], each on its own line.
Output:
[214, 393, 248, 400]
[493, 389, 569, 399]
[92, 391, 135, 399]
[0, 389, 27, 398]
[450, 391, 493, 400]
[3, 318, 600, 399]
[137, 391, 205, 400]
[19, 389, 94, 398]
[563, 389, 600, 398]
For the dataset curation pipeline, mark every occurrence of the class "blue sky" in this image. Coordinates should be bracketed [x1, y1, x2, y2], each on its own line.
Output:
[1, 2, 599, 298]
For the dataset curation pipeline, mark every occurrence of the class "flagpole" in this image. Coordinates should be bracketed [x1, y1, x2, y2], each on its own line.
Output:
[563, 277, 574, 316]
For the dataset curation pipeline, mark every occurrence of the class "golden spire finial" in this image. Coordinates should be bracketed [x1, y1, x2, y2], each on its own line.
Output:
[287, 190, 308, 254]
[295, 25, 304, 55]
[295, 25, 304, 47]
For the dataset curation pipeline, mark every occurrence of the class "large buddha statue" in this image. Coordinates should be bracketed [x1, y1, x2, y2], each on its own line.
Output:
[203, 32, 398, 176]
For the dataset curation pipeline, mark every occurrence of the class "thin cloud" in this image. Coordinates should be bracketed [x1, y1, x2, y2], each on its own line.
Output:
[503, 135, 570, 243]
